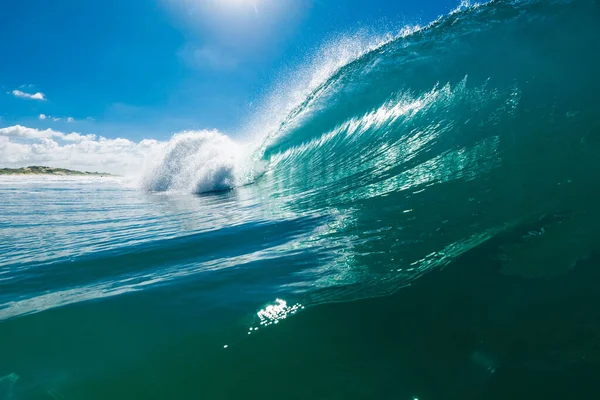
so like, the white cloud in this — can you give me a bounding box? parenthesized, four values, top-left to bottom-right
(12, 90, 46, 101)
(38, 114, 77, 123)
(0, 125, 164, 174)
(0, 125, 64, 140)
(62, 132, 97, 142)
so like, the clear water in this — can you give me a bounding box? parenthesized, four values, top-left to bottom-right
(2, 0, 600, 398)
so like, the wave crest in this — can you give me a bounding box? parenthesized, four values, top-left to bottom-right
(142, 130, 242, 194)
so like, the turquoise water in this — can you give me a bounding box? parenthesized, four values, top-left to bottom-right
(2, 0, 600, 398)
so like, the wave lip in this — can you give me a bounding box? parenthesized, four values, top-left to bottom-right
(141, 130, 243, 194)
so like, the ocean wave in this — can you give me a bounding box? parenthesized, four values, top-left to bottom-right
(141, 130, 249, 194)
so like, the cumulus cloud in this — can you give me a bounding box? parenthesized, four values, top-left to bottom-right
(0, 125, 164, 175)
(39, 114, 47, 120)
(12, 90, 46, 101)
(0, 125, 64, 140)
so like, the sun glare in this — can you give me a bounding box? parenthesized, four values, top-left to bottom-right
(219, 0, 259, 9)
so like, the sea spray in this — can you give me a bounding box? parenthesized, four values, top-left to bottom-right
(141, 130, 245, 194)
(2, 0, 600, 398)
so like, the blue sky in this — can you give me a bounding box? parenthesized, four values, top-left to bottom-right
(0, 0, 458, 142)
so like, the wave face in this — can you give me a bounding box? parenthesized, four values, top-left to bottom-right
(263, 0, 600, 179)
(211, 0, 600, 301)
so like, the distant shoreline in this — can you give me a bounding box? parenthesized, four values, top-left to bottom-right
(0, 166, 114, 177)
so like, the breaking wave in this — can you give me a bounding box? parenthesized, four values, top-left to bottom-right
(141, 130, 246, 194)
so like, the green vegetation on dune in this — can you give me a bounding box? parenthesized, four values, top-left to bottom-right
(0, 166, 113, 176)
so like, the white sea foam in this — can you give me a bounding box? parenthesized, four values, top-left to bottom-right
(140, 130, 251, 194)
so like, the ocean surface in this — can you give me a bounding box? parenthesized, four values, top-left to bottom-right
(2, 0, 600, 398)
